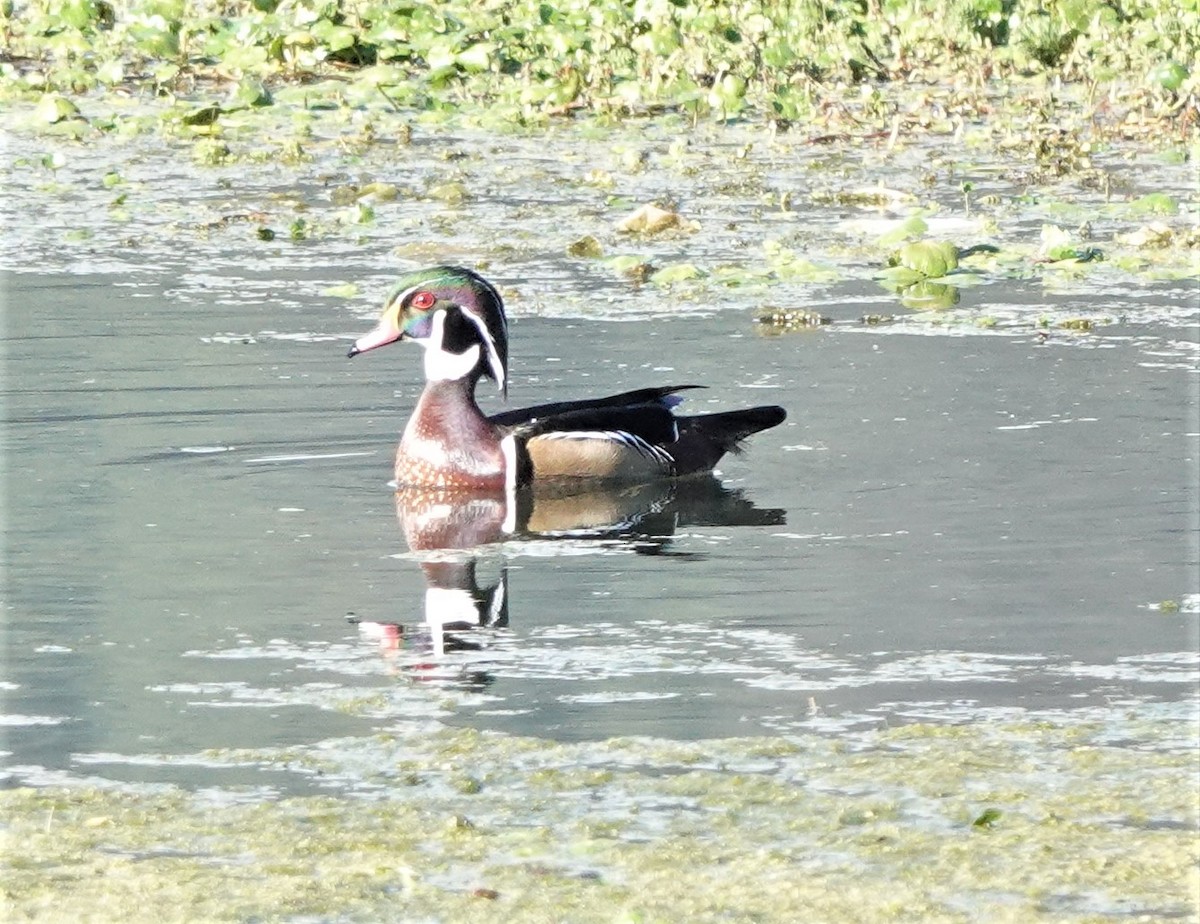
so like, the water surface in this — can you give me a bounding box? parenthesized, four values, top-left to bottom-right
(4, 263, 1196, 790)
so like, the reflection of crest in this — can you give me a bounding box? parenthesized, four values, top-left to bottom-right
(351, 479, 785, 685)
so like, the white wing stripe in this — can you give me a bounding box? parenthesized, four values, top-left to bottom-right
(539, 430, 675, 465)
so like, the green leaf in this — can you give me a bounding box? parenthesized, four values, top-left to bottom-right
(878, 266, 927, 288)
(707, 73, 746, 113)
(35, 94, 82, 125)
(232, 78, 273, 108)
(59, 0, 100, 29)
(605, 255, 648, 272)
(153, 62, 181, 85)
(311, 21, 357, 53)
(426, 41, 458, 72)
(1148, 61, 1188, 92)
(605, 255, 654, 282)
(1046, 247, 1104, 267)
(650, 263, 703, 285)
(895, 241, 959, 279)
(972, 808, 1002, 828)
(359, 182, 399, 201)
(1124, 193, 1178, 217)
(712, 264, 774, 286)
(191, 138, 230, 165)
(456, 42, 495, 73)
(96, 60, 124, 85)
(427, 181, 468, 204)
(1039, 224, 1074, 260)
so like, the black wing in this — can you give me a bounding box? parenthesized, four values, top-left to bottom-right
(488, 385, 703, 431)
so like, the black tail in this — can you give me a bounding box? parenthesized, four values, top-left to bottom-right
(673, 405, 786, 475)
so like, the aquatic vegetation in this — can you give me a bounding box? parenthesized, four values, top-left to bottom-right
(971, 807, 1003, 828)
(755, 305, 832, 332)
(887, 240, 962, 281)
(1, 0, 1196, 139)
(616, 202, 689, 235)
(1, 0, 1195, 334)
(1, 712, 1196, 922)
(566, 234, 603, 258)
(649, 261, 703, 285)
(3, 10, 1196, 915)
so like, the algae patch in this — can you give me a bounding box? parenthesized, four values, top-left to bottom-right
(3, 710, 1197, 923)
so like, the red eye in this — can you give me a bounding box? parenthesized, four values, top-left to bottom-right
(410, 291, 436, 310)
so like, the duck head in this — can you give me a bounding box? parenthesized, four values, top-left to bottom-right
(348, 265, 509, 396)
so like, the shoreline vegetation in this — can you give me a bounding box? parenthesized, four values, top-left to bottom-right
(2, 0, 1196, 141)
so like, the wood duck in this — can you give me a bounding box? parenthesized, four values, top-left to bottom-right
(348, 265, 786, 491)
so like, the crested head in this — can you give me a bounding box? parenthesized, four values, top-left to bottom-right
(348, 265, 509, 396)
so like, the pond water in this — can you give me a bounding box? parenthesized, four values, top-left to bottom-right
(1, 111, 1198, 918)
(4, 266, 1196, 790)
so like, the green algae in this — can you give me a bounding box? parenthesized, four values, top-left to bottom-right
(2, 712, 1196, 923)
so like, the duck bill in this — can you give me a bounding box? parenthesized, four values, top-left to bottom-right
(347, 304, 403, 358)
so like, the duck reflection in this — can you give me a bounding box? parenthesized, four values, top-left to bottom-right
(350, 478, 784, 684)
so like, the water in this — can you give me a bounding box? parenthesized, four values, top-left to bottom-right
(2, 109, 1198, 796)
(3, 257, 1196, 791)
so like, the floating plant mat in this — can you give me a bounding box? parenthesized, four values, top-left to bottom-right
(3, 76, 1197, 337)
(3, 703, 1197, 923)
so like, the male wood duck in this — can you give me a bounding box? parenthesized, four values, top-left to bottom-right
(348, 265, 786, 491)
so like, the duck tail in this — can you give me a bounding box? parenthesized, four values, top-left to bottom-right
(674, 405, 786, 474)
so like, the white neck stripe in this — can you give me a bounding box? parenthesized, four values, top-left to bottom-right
(500, 433, 518, 534)
(460, 304, 506, 393)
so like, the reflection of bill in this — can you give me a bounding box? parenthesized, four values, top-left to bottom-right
(350, 479, 785, 684)
(350, 562, 506, 657)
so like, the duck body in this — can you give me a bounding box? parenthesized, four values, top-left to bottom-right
(396, 378, 507, 490)
(349, 266, 786, 491)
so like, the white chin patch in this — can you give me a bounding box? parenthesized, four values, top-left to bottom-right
(424, 342, 481, 381)
(420, 310, 482, 382)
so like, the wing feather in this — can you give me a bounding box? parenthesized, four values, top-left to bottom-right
(488, 385, 703, 429)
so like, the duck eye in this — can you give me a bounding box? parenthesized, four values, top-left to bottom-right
(410, 291, 437, 310)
